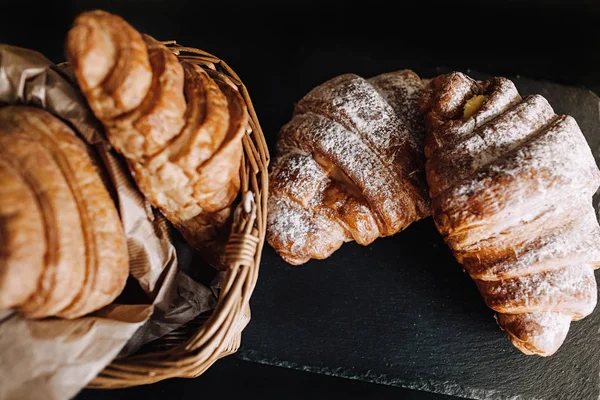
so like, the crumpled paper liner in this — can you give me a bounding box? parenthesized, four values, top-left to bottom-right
(0, 306, 151, 400)
(0, 45, 221, 399)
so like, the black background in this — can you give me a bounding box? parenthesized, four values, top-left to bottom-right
(1, 1, 599, 399)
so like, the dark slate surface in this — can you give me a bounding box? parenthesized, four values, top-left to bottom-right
(237, 71, 600, 400)
(77, 356, 454, 400)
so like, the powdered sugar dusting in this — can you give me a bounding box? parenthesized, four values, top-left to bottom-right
(368, 70, 425, 146)
(270, 150, 328, 207)
(445, 74, 477, 115)
(471, 96, 555, 169)
(267, 71, 429, 264)
(267, 150, 349, 264)
(296, 74, 419, 162)
(520, 311, 571, 328)
(487, 206, 600, 279)
(497, 311, 571, 356)
(429, 95, 556, 195)
(281, 112, 413, 233)
(441, 115, 600, 230)
(426, 75, 520, 155)
(267, 196, 313, 247)
(267, 194, 349, 265)
(424, 72, 600, 354)
(480, 265, 596, 316)
(472, 77, 521, 128)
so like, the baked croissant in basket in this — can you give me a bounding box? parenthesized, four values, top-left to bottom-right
(268, 71, 431, 265)
(66, 10, 248, 267)
(0, 106, 129, 319)
(420, 72, 600, 356)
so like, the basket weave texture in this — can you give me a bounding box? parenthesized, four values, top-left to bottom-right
(88, 42, 269, 388)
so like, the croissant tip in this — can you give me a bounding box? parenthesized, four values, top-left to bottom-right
(503, 330, 556, 357)
(496, 312, 571, 357)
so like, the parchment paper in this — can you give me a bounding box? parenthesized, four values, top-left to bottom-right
(0, 45, 220, 399)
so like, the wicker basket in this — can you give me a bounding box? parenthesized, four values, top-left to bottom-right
(88, 42, 269, 388)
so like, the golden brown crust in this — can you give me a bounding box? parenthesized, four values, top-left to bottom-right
(0, 157, 46, 309)
(418, 72, 480, 137)
(111, 34, 186, 160)
(475, 266, 597, 317)
(293, 73, 426, 234)
(0, 112, 86, 318)
(174, 73, 247, 268)
(268, 70, 430, 265)
(134, 63, 232, 223)
(0, 106, 129, 319)
(193, 74, 246, 212)
(13, 108, 129, 318)
(65, 10, 152, 121)
(421, 72, 600, 356)
(496, 312, 571, 357)
(66, 11, 247, 268)
(71, 22, 186, 161)
(167, 65, 230, 176)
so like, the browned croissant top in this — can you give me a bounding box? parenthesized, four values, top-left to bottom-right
(268, 70, 430, 265)
(66, 11, 248, 267)
(420, 72, 600, 356)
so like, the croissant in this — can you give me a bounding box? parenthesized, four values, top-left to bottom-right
(267, 71, 430, 265)
(420, 72, 600, 356)
(65, 11, 248, 267)
(0, 106, 129, 319)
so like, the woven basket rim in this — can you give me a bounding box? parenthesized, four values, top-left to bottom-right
(88, 41, 269, 388)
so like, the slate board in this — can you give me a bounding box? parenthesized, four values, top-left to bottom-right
(236, 71, 600, 400)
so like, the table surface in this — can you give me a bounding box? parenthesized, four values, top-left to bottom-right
(77, 357, 453, 400)
(2, 1, 599, 399)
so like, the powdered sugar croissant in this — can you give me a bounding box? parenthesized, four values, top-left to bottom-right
(65, 10, 247, 267)
(420, 72, 600, 356)
(268, 71, 430, 265)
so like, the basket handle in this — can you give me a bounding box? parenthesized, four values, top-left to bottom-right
(225, 192, 259, 267)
